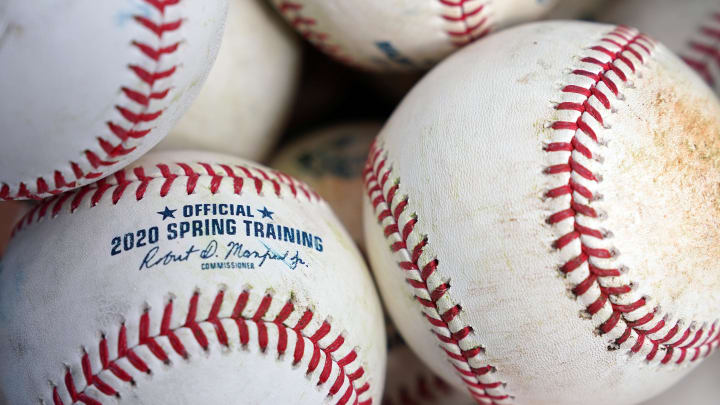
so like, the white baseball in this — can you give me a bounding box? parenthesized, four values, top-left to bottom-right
(271, 122, 381, 251)
(597, 0, 720, 94)
(363, 21, 720, 405)
(0, 150, 386, 404)
(155, 0, 301, 161)
(269, 0, 558, 71)
(0, 0, 227, 200)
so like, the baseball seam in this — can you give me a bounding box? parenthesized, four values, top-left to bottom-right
(13, 161, 321, 236)
(0, 0, 183, 201)
(50, 290, 371, 405)
(438, 0, 492, 46)
(364, 143, 510, 405)
(545, 25, 720, 365)
(681, 11, 720, 88)
(274, 1, 355, 66)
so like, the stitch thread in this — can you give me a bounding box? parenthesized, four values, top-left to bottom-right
(438, 0, 492, 46)
(0, 0, 183, 201)
(545, 26, 720, 365)
(681, 12, 720, 87)
(50, 290, 371, 405)
(12, 161, 321, 236)
(364, 143, 509, 405)
(275, 1, 354, 66)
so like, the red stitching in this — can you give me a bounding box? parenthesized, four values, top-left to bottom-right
(275, 1, 355, 66)
(364, 143, 508, 405)
(681, 12, 720, 87)
(50, 290, 371, 405)
(0, 0, 182, 201)
(12, 161, 321, 237)
(546, 26, 720, 365)
(438, 0, 491, 47)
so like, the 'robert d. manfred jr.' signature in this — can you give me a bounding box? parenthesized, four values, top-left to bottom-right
(139, 239, 307, 271)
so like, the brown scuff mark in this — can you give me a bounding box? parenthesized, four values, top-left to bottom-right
(650, 85, 720, 214)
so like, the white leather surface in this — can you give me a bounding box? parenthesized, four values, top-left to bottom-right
(364, 21, 720, 404)
(157, 0, 301, 161)
(0, 0, 227, 199)
(270, 0, 558, 71)
(0, 151, 386, 404)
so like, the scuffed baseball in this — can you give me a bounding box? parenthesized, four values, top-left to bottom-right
(271, 122, 380, 251)
(156, 0, 301, 161)
(363, 21, 720, 405)
(0, 150, 386, 404)
(0, 0, 228, 200)
(270, 0, 558, 71)
(597, 0, 720, 94)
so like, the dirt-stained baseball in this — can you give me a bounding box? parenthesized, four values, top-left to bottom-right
(0, 150, 386, 404)
(364, 21, 720, 405)
(269, 0, 558, 71)
(156, 0, 301, 161)
(271, 122, 380, 251)
(0, 0, 227, 200)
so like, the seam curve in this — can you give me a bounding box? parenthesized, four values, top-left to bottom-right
(1, 0, 183, 201)
(275, 1, 354, 66)
(438, 0, 492, 47)
(50, 290, 371, 405)
(364, 142, 510, 405)
(545, 25, 720, 365)
(12, 161, 321, 237)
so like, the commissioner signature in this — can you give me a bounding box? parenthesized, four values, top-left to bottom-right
(139, 239, 308, 271)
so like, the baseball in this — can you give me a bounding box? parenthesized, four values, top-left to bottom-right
(271, 122, 380, 251)
(269, 0, 558, 71)
(0, 150, 386, 404)
(597, 0, 720, 94)
(155, 0, 301, 161)
(363, 21, 720, 405)
(0, 0, 227, 200)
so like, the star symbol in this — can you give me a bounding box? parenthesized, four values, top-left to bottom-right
(258, 206, 274, 220)
(157, 206, 177, 220)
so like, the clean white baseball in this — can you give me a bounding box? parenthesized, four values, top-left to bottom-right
(271, 122, 380, 251)
(155, 0, 301, 161)
(363, 21, 720, 405)
(597, 0, 720, 94)
(0, 0, 227, 200)
(269, 0, 558, 71)
(0, 150, 386, 404)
